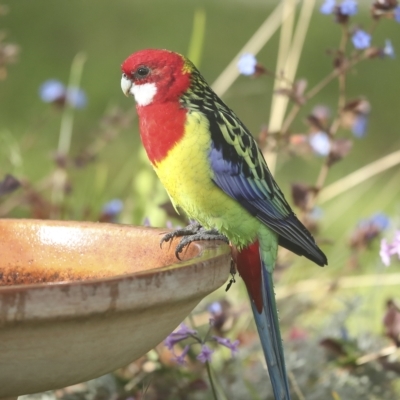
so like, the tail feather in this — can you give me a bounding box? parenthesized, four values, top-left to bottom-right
(237, 242, 291, 400)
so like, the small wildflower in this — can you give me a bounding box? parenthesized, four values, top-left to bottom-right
(237, 53, 257, 76)
(208, 301, 222, 315)
(143, 217, 151, 227)
(291, 182, 312, 211)
(99, 199, 123, 223)
(380, 238, 392, 266)
(352, 114, 368, 138)
(196, 344, 214, 363)
(383, 39, 395, 58)
(39, 80, 87, 108)
(164, 324, 197, 350)
(320, 0, 336, 14)
(309, 131, 331, 156)
(0, 174, 20, 197)
(382, 231, 400, 265)
(66, 87, 87, 109)
(350, 212, 389, 250)
(395, 6, 400, 22)
(102, 199, 123, 216)
(393, 232, 400, 257)
(352, 30, 372, 50)
(340, 0, 357, 15)
(171, 345, 190, 365)
(39, 80, 66, 103)
(213, 336, 240, 356)
(328, 138, 352, 166)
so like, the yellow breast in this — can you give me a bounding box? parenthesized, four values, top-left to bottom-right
(153, 111, 259, 247)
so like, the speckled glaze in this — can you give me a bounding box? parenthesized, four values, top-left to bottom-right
(0, 219, 231, 397)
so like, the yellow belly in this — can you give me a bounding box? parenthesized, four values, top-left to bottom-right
(153, 111, 259, 247)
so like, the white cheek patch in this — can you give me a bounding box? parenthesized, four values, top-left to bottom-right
(130, 83, 157, 106)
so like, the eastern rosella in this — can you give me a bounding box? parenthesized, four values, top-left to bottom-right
(121, 49, 327, 400)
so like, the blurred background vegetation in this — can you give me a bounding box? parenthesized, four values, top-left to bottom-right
(1, 0, 400, 399)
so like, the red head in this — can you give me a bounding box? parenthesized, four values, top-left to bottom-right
(121, 49, 192, 107)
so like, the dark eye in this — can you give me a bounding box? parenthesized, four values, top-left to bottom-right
(134, 66, 150, 79)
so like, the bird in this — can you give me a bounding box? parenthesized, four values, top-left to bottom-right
(121, 49, 327, 400)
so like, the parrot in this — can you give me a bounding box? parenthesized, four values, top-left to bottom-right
(121, 49, 327, 400)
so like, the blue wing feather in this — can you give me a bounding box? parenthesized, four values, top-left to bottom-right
(209, 135, 327, 266)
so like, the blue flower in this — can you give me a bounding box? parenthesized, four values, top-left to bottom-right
(39, 80, 66, 103)
(309, 131, 331, 156)
(66, 87, 87, 109)
(39, 80, 87, 108)
(196, 344, 214, 363)
(340, 0, 357, 16)
(370, 212, 390, 231)
(352, 114, 368, 138)
(320, 0, 336, 14)
(208, 301, 222, 315)
(237, 53, 257, 76)
(383, 39, 395, 58)
(102, 199, 123, 216)
(352, 30, 371, 50)
(394, 6, 400, 23)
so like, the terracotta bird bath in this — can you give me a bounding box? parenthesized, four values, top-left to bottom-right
(0, 219, 231, 398)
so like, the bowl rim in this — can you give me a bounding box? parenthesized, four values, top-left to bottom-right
(0, 218, 231, 290)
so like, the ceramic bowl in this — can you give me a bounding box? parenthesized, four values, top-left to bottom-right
(0, 219, 231, 397)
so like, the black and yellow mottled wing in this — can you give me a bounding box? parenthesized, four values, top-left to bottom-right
(181, 68, 327, 266)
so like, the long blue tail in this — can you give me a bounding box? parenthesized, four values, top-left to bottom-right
(236, 242, 291, 400)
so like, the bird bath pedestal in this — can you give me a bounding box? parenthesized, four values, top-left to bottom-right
(0, 219, 231, 398)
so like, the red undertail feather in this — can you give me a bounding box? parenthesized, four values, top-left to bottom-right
(236, 241, 263, 313)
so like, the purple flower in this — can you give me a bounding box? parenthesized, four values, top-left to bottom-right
(213, 336, 239, 356)
(380, 231, 400, 266)
(39, 80, 66, 103)
(383, 39, 395, 58)
(340, 0, 357, 16)
(102, 199, 123, 216)
(320, 0, 336, 14)
(171, 345, 190, 365)
(309, 131, 331, 156)
(143, 217, 151, 227)
(66, 87, 87, 109)
(380, 239, 391, 266)
(395, 6, 400, 23)
(237, 53, 257, 76)
(164, 324, 197, 350)
(352, 114, 368, 138)
(352, 30, 371, 50)
(392, 232, 400, 257)
(196, 344, 214, 363)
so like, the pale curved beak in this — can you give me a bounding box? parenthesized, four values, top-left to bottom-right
(121, 75, 132, 97)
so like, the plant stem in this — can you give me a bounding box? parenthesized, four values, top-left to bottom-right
(187, 7, 206, 68)
(57, 52, 86, 156)
(205, 361, 219, 400)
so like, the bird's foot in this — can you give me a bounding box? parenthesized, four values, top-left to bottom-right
(225, 259, 237, 292)
(160, 221, 229, 260)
